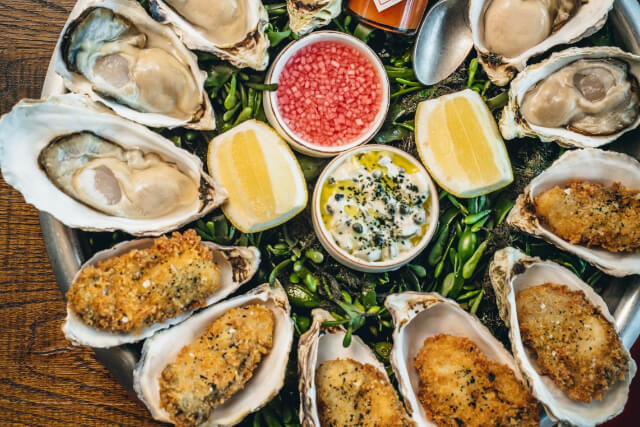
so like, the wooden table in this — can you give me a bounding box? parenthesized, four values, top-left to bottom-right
(0, 1, 638, 426)
(0, 1, 161, 424)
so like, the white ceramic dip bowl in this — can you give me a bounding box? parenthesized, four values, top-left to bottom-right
(312, 144, 439, 272)
(264, 31, 390, 158)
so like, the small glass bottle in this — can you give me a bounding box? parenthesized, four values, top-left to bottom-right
(347, 0, 430, 35)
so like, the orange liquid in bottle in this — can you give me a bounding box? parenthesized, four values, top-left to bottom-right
(347, 0, 429, 34)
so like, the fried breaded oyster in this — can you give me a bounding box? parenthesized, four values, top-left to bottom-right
(517, 283, 629, 402)
(67, 229, 220, 333)
(489, 247, 636, 425)
(534, 180, 640, 253)
(134, 283, 292, 426)
(508, 149, 640, 277)
(160, 304, 275, 427)
(414, 334, 540, 427)
(315, 358, 414, 427)
(298, 308, 415, 427)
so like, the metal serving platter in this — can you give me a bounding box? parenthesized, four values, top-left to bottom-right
(39, 0, 640, 418)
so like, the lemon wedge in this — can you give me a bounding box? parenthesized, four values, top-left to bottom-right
(208, 120, 308, 233)
(415, 89, 513, 198)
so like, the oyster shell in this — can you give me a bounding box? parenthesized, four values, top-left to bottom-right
(0, 94, 225, 235)
(469, 0, 614, 85)
(149, 0, 270, 70)
(134, 282, 293, 426)
(63, 236, 260, 348)
(287, 0, 342, 36)
(501, 47, 640, 148)
(385, 292, 534, 426)
(489, 247, 636, 426)
(55, 0, 214, 129)
(507, 148, 640, 277)
(298, 309, 412, 426)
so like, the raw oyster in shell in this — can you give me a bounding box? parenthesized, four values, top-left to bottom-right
(489, 247, 636, 427)
(298, 309, 414, 426)
(134, 282, 293, 426)
(56, 0, 214, 129)
(501, 47, 640, 148)
(507, 148, 640, 277)
(150, 0, 270, 70)
(385, 292, 539, 426)
(287, 0, 342, 36)
(0, 94, 225, 236)
(469, 0, 614, 85)
(40, 133, 199, 220)
(62, 231, 260, 348)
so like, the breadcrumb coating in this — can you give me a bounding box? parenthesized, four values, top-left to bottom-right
(517, 283, 629, 402)
(67, 229, 221, 333)
(315, 358, 414, 427)
(160, 304, 274, 427)
(534, 180, 640, 253)
(414, 334, 539, 427)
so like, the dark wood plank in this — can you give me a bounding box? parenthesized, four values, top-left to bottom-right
(0, 1, 160, 425)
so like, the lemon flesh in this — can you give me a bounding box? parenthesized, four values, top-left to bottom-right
(208, 120, 308, 233)
(415, 89, 513, 198)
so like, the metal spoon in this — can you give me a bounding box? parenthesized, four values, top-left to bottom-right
(413, 0, 474, 85)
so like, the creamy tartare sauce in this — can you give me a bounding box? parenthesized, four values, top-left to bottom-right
(320, 150, 431, 262)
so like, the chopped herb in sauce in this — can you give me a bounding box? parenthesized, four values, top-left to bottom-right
(320, 150, 431, 262)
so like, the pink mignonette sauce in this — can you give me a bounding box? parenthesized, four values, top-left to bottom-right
(276, 40, 384, 147)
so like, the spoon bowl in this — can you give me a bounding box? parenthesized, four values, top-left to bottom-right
(413, 0, 474, 85)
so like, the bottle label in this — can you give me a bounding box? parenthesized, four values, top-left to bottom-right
(373, 0, 404, 12)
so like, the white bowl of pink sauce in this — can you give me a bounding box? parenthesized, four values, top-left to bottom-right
(264, 31, 390, 158)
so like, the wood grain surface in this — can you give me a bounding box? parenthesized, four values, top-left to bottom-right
(0, 0, 161, 425)
(0, 1, 637, 426)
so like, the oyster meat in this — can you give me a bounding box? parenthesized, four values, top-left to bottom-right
(501, 47, 640, 148)
(287, 0, 342, 36)
(150, 0, 270, 70)
(489, 247, 636, 426)
(0, 94, 225, 235)
(385, 292, 539, 426)
(469, 0, 614, 85)
(507, 148, 640, 276)
(40, 133, 199, 220)
(134, 282, 293, 426)
(56, 0, 214, 129)
(63, 230, 260, 348)
(298, 309, 414, 427)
